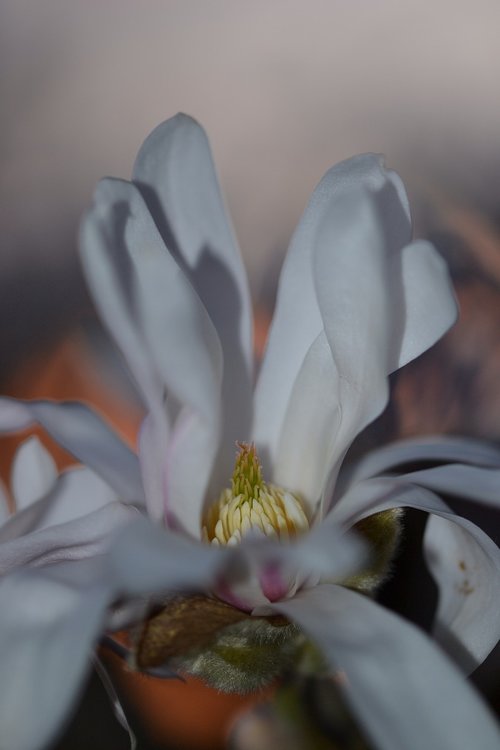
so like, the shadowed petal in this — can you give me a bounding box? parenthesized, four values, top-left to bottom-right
(0, 564, 109, 750)
(329, 478, 500, 670)
(0, 502, 136, 575)
(133, 115, 253, 488)
(11, 437, 57, 511)
(82, 177, 223, 526)
(271, 584, 500, 750)
(347, 436, 500, 485)
(0, 398, 144, 505)
(398, 464, 500, 509)
(252, 154, 410, 475)
(0, 466, 120, 543)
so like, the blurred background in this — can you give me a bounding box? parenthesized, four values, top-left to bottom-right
(1, 1, 500, 748)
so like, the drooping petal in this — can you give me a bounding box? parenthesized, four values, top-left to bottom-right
(82, 177, 223, 527)
(0, 502, 136, 576)
(0, 563, 109, 750)
(424, 513, 500, 673)
(252, 154, 410, 475)
(270, 584, 500, 750)
(329, 478, 500, 670)
(347, 436, 500, 486)
(397, 464, 500, 509)
(105, 515, 240, 597)
(0, 466, 120, 543)
(11, 437, 57, 511)
(0, 397, 144, 505)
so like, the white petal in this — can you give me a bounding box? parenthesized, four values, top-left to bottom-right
(11, 437, 57, 511)
(163, 407, 219, 537)
(272, 331, 341, 514)
(312, 195, 456, 508)
(253, 154, 410, 474)
(83, 177, 222, 423)
(395, 240, 457, 369)
(0, 466, 119, 543)
(271, 585, 500, 750)
(0, 502, 135, 575)
(82, 177, 224, 524)
(329, 477, 500, 670)
(0, 564, 109, 750)
(132, 113, 254, 406)
(0, 398, 144, 505)
(105, 515, 239, 597)
(398, 464, 500, 509)
(348, 436, 500, 485)
(424, 513, 500, 673)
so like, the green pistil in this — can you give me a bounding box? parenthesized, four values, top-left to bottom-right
(231, 443, 265, 505)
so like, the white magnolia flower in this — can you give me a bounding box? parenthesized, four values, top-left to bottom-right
(1, 114, 500, 750)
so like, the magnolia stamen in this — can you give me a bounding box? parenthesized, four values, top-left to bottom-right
(202, 443, 309, 545)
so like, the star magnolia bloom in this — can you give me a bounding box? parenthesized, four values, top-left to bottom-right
(1, 115, 500, 750)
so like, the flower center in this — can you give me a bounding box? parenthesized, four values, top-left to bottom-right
(202, 443, 309, 545)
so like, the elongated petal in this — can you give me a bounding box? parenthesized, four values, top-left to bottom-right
(11, 437, 57, 511)
(0, 398, 144, 505)
(312, 197, 456, 511)
(0, 518, 239, 750)
(0, 466, 119, 543)
(253, 154, 410, 474)
(82, 177, 223, 524)
(347, 436, 500, 485)
(0, 564, 109, 750)
(273, 332, 341, 514)
(0, 502, 136, 575)
(83, 177, 222, 422)
(398, 464, 500, 509)
(424, 513, 500, 673)
(271, 585, 500, 750)
(329, 478, 500, 670)
(132, 115, 254, 446)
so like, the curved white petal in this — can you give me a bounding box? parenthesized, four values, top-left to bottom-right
(0, 565, 109, 750)
(252, 154, 410, 474)
(424, 513, 500, 673)
(11, 437, 57, 511)
(0, 466, 119, 543)
(348, 436, 500, 486)
(312, 197, 456, 512)
(395, 240, 457, 369)
(329, 478, 500, 670)
(270, 585, 500, 750)
(398, 464, 500, 509)
(0, 398, 144, 505)
(0, 503, 136, 576)
(83, 177, 222, 423)
(133, 114, 253, 482)
(82, 177, 223, 524)
(272, 332, 341, 515)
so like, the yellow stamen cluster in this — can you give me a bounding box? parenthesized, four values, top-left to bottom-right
(202, 443, 309, 546)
